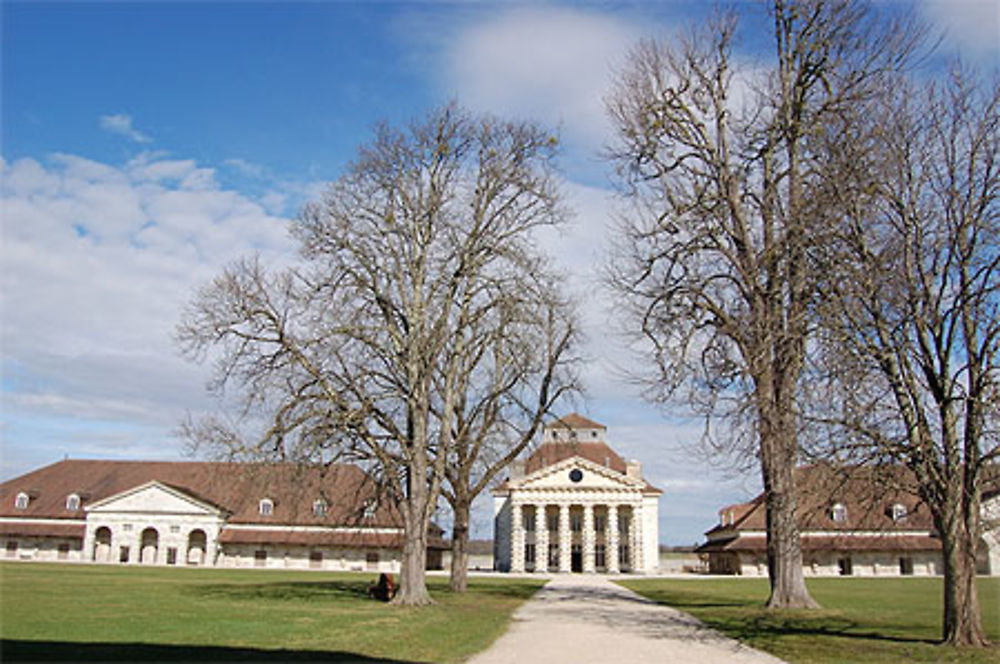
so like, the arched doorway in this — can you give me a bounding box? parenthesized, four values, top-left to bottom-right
(187, 529, 207, 565)
(140, 527, 159, 564)
(93, 527, 112, 562)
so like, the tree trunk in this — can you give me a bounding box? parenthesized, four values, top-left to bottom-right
(939, 500, 988, 646)
(394, 441, 434, 606)
(759, 396, 818, 609)
(449, 499, 471, 592)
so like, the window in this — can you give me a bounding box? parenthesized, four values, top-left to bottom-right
(119, 546, 130, 563)
(6, 541, 18, 558)
(524, 511, 535, 531)
(891, 503, 908, 522)
(65, 494, 80, 511)
(831, 503, 848, 523)
(594, 515, 606, 533)
(254, 550, 267, 567)
(123, 523, 133, 532)
(525, 543, 536, 565)
(899, 557, 913, 575)
(57, 543, 70, 560)
(548, 543, 559, 568)
(312, 499, 327, 517)
(838, 557, 853, 576)
(365, 551, 379, 570)
(547, 513, 559, 532)
(363, 500, 377, 519)
(595, 543, 606, 568)
(170, 525, 180, 534)
(259, 498, 274, 516)
(570, 513, 582, 532)
(14, 492, 29, 510)
(166, 547, 178, 565)
(310, 551, 323, 569)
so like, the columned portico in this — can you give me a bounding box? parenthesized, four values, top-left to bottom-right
(492, 414, 662, 575)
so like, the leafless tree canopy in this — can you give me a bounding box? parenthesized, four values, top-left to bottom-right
(178, 104, 577, 605)
(605, 0, 920, 609)
(813, 66, 1000, 645)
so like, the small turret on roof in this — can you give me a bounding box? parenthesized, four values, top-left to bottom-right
(544, 412, 606, 443)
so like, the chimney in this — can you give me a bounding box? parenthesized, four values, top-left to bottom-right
(509, 460, 525, 480)
(625, 460, 642, 480)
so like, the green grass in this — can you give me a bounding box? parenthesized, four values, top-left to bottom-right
(621, 576, 1000, 663)
(0, 562, 544, 662)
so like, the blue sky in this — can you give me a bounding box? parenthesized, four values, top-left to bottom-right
(2, 0, 997, 545)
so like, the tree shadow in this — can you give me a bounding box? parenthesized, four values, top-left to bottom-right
(192, 580, 371, 603)
(0, 640, 420, 662)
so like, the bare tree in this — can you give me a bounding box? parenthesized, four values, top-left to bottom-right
(178, 105, 569, 605)
(439, 270, 580, 592)
(605, 0, 919, 608)
(814, 66, 1000, 646)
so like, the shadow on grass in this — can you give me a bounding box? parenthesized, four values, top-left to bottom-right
(0, 639, 420, 662)
(192, 580, 372, 602)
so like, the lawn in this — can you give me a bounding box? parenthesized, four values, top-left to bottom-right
(0, 562, 544, 662)
(621, 576, 1000, 664)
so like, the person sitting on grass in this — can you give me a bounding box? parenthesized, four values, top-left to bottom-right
(367, 572, 396, 601)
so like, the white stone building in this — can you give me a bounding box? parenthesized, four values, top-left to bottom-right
(492, 414, 661, 574)
(1, 459, 446, 571)
(697, 463, 1000, 577)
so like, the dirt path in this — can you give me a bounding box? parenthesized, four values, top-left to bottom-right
(467, 575, 785, 664)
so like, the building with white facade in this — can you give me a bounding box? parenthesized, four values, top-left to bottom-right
(0, 459, 446, 571)
(492, 414, 661, 574)
(697, 464, 1000, 577)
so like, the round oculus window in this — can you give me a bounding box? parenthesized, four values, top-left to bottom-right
(569, 469, 583, 483)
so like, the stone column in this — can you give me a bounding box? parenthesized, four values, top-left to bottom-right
(558, 504, 571, 572)
(511, 503, 525, 573)
(583, 504, 595, 573)
(631, 503, 643, 573)
(535, 504, 549, 573)
(608, 504, 620, 573)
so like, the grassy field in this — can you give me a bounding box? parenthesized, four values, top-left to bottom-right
(621, 576, 1000, 663)
(0, 562, 544, 662)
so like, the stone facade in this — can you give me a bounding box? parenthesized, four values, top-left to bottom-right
(698, 464, 1000, 577)
(492, 414, 661, 574)
(0, 460, 445, 571)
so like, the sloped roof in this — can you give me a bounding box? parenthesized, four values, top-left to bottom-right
(705, 464, 938, 536)
(696, 533, 942, 554)
(546, 413, 606, 430)
(0, 460, 400, 528)
(525, 441, 626, 475)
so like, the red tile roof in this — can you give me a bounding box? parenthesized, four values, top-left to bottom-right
(697, 534, 942, 553)
(706, 464, 938, 535)
(0, 521, 86, 538)
(546, 413, 606, 430)
(525, 441, 626, 475)
(0, 460, 400, 528)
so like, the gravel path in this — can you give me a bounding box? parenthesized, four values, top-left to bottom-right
(467, 575, 785, 664)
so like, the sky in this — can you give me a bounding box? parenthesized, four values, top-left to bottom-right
(2, 0, 998, 546)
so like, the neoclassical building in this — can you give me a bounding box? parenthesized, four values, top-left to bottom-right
(493, 414, 661, 574)
(697, 464, 1000, 577)
(0, 459, 446, 571)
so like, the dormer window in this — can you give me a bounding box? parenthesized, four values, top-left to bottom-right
(831, 503, 848, 523)
(891, 503, 908, 522)
(14, 492, 29, 510)
(363, 500, 377, 519)
(259, 498, 274, 516)
(66, 493, 81, 511)
(312, 499, 327, 517)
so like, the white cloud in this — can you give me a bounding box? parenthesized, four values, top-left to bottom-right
(919, 0, 999, 59)
(1, 152, 296, 469)
(434, 6, 644, 162)
(99, 113, 153, 143)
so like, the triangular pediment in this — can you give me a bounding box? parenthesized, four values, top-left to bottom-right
(85, 481, 224, 516)
(512, 456, 644, 492)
